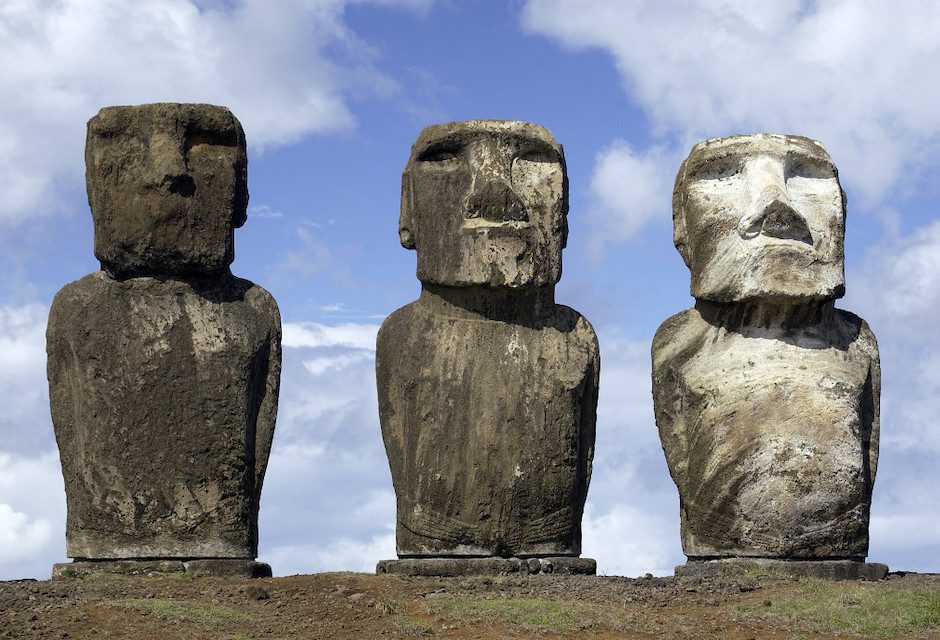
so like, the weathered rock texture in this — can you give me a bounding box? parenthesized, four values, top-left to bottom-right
(47, 103, 280, 563)
(653, 134, 880, 562)
(377, 121, 598, 565)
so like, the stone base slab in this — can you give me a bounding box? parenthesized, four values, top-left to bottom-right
(53, 559, 272, 580)
(376, 557, 596, 577)
(676, 558, 889, 581)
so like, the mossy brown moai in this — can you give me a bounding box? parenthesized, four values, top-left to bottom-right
(653, 134, 886, 580)
(46, 104, 280, 578)
(375, 121, 599, 577)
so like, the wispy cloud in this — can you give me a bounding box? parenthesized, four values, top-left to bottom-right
(523, 0, 940, 241)
(249, 204, 284, 219)
(283, 321, 379, 351)
(0, 0, 432, 223)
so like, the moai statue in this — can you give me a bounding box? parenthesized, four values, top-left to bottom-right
(653, 134, 886, 579)
(47, 103, 281, 578)
(375, 121, 599, 576)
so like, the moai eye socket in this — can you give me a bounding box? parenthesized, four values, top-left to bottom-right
(417, 142, 462, 163)
(516, 148, 559, 164)
(185, 127, 239, 155)
(786, 154, 836, 180)
(512, 148, 563, 191)
(690, 156, 743, 181)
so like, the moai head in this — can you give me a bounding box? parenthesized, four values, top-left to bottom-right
(86, 103, 248, 278)
(400, 120, 568, 288)
(673, 134, 846, 303)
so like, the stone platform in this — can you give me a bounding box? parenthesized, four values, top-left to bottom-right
(376, 557, 596, 577)
(676, 558, 888, 581)
(52, 559, 272, 580)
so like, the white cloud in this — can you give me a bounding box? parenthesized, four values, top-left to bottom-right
(523, 0, 940, 238)
(249, 204, 284, 219)
(0, 504, 53, 565)
(264, 490, 396, 575)
(583, 503, 675, 577)
(303, 351, 374, 376)
(260, 320, 392, 575)
(0, 0, 430, 222)
(283, 321, 379, 350)
(582, 331, 684, 576)
(588, 142, 676, 246)
(0, 304, 48, 430)
(0, 451, 66, 579)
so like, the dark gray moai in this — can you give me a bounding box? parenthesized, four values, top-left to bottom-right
(376, 121, 599, 576)
(47, 104, 280, 577)
(653, 134, 885, 579)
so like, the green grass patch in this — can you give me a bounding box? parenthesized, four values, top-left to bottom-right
(737, 578, 940, 639)
(120, 598, 252, 627)
(426, 596, 628, 633)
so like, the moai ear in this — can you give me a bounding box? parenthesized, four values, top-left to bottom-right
(399, 171, 416, 250)
(672, 159, 692, 268)
(560, 147, 569, 250)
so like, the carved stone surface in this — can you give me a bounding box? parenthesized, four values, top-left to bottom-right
(47, 104, 280, 564)
(653, 134, 881, 563)
(377, 121, 598, 566)
(86, 103, 248, 279)
(52, 559, 272, 580)
(376, 556, 596, 577)
(675, 559, 888, 581)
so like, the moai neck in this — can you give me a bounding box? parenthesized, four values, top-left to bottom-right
(420, 283, 555, 323)
(694, 298, 836, 331)
(103, 264, 235, 285)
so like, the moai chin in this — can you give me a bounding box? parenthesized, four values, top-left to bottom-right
(653, 134, 886, 579)
(46, 103, 281, 578)
(376, 121, 599, 576)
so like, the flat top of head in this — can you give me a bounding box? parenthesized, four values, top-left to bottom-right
(88, 103, 242, 141)
(680, 133, 835, 180)
(409, 120, 563, 163)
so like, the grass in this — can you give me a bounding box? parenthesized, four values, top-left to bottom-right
(736, 578, 940, 638)
(120, 598, 252, 627)
(425, 596, 630, 633)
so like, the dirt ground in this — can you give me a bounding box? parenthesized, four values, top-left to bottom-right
(1, 569, 938, 639)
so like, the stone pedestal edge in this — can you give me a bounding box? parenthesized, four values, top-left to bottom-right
(52, 559, 272, 580)
(376, 557, 596, 577)
(675, 558, 889, 581)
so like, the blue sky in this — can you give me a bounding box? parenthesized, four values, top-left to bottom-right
(1, 0, 939, 579)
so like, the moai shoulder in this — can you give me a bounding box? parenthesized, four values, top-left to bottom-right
(47, 104, 280, 575)
(376, 121, 598, 576)
(652, 134, 883, 578)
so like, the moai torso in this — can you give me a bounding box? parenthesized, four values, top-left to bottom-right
(653, 135, 880, 559)
(377, 121, 599, 557)
(47, 104, 281, 560)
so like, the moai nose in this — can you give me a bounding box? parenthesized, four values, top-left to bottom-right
(738, 157, 811, 242)
(465, 174, 527, 222)
(149, 134, 196, 197)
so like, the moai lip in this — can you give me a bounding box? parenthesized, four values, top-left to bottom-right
(653, 134, 884, 576)
(377, 121, 598, 575)
(47, 103, 281, 576)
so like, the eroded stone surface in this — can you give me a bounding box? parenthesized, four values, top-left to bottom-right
(47, 103, 280, 562)
(675, 559, 888, 581)
(376, 557, 596, 577)
(86, 103, 248, 278)
(51, 559, 272, 579)
(378, 121, 598, 563)
(654, 134, 880, 561)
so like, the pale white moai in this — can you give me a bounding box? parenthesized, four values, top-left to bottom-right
(375, 121, 599, 576)
(653, 134, 883, 577)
